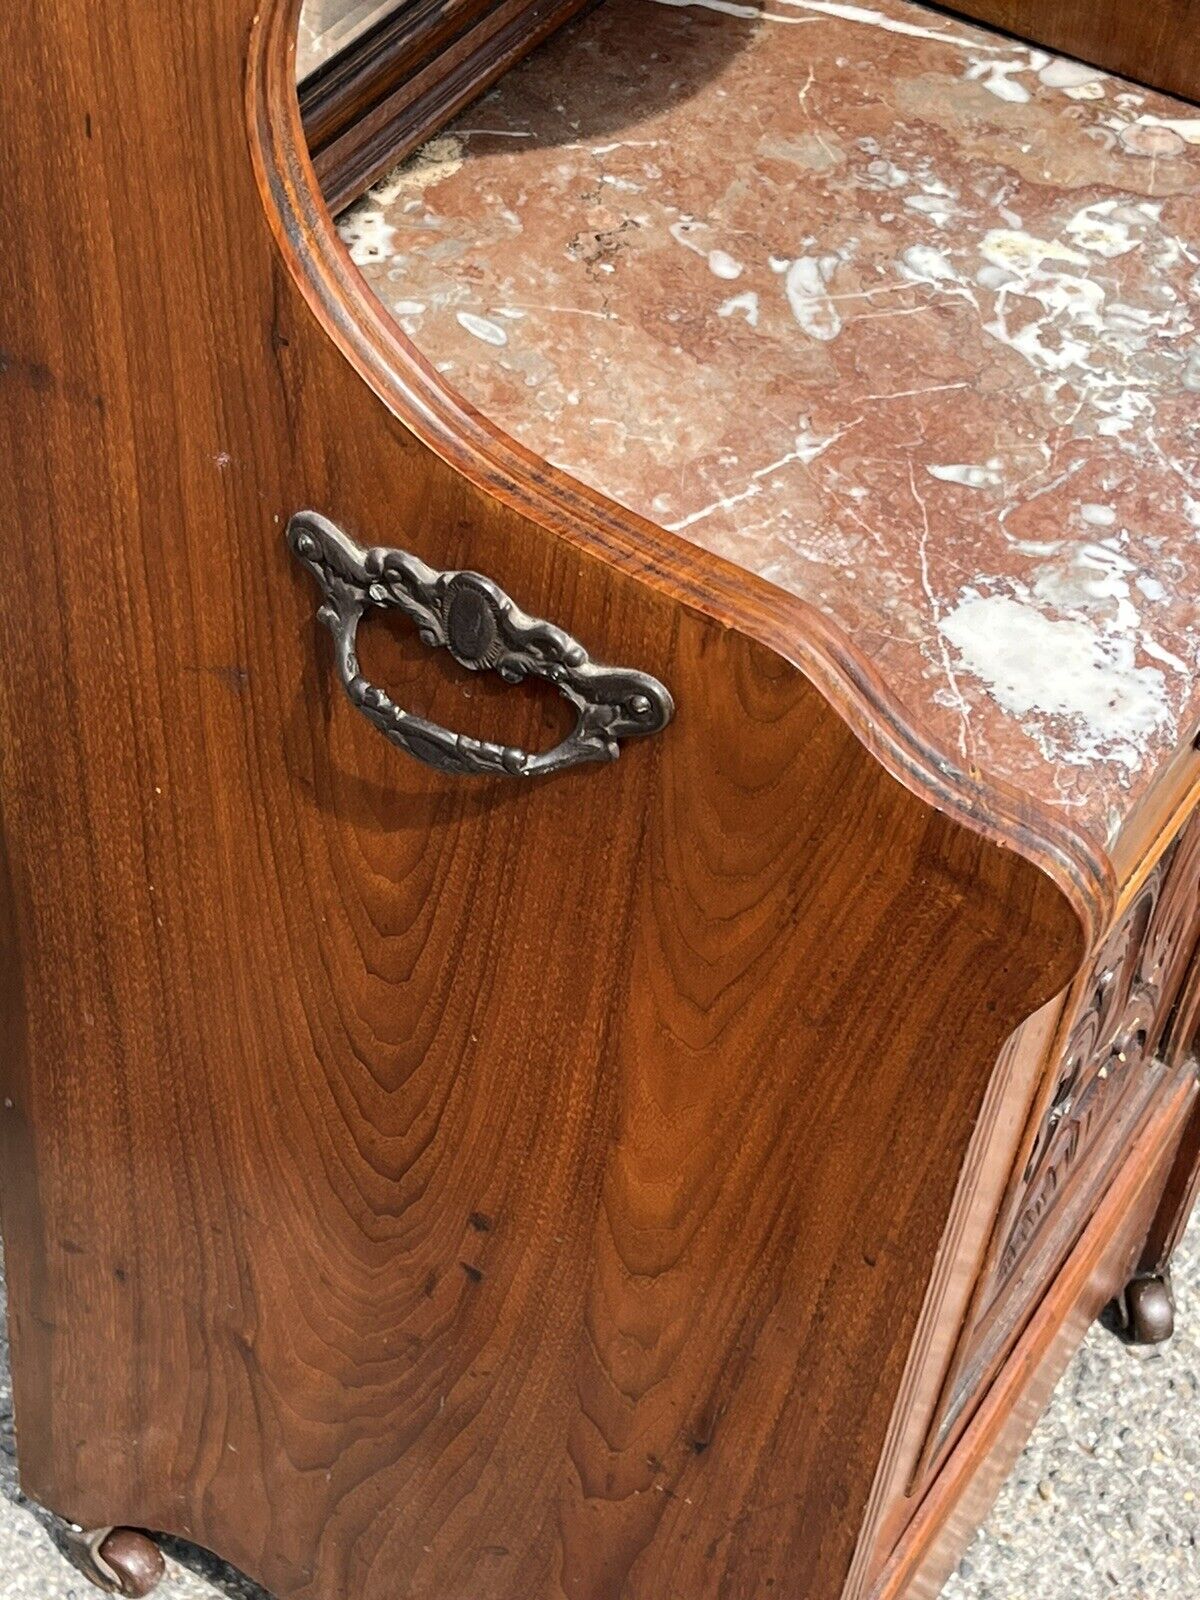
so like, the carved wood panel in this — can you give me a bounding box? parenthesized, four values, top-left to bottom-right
(995, 879, 1162, 1287)
(998, 817, 1200, 1289)
(933, 809, 1200, 1452)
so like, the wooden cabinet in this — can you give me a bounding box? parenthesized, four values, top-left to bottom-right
(0, 3, 1198, 1600)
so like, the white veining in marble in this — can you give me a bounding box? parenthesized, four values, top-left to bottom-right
(772, 0, 1003, 48)
(940, 595, 1172, 770)
(342, 0, 1200, 850)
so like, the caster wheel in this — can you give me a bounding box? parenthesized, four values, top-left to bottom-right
(65, 1526, 166, 1597)
(1121, 1273, 1175, 1345)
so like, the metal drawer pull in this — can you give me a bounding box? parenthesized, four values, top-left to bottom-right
(287, 511, 674, 778)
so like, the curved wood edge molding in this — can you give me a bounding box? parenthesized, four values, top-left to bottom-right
(247, 0, 1117, 948)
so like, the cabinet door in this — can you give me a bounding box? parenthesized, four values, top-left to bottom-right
(940, 1, 1200, 102)
(930, 809, 1200, 1459)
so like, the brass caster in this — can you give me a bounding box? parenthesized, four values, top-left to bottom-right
(1118, 1272, 1175, 1346)
(64, 1526, 166, 1597)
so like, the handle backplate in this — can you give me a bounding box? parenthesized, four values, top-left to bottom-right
(287, 511, 674, 778)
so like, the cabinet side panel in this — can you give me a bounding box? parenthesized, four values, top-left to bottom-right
(0, 5, 1083, 1599)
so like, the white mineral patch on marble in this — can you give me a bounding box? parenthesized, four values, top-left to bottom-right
(1120, 123, 1188, 158)
(1134, 114, 1200, 145)
(904, 194, 957, 227)
(391, 300, 426, 316)
(784, 256, 842, 340)
(371, 136, 465, 201)
(775, 0, 1000, 49)
(1009, 538, 1066, 557)
(898, 244, 960, 286)
(866, 159, 910, 189)
(1080, 504, 1118, 527)
(970, 222, 1174, 389)
(1094, 386, 1153, 433)
(670, 219, 744, 278)
(928, 463, 1002, 488)
(648, 0, 819, 24)
(1065, 201, 1141, 259)
(456, 312, 508, 346)
(588, 140, 662, 155)
(991, 316, 1090, 373)
(1038, 57, 1106, 89)
(1022, 270, 1105, 323)
(718, 291, 760, 325)
(940, 595, 1170, 767)
(1031, 541, 1140, 631)
(708, 250, 744, 280)
(1105, 303, 1167, 334)
(1142, 635, 1191, 675)
(967, 57, 1033, 103)
(976, 263, 1017, 291)
(339, 210, 397, 265)
(979, 230, 1089, 275)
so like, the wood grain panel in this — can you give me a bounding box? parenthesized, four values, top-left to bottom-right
(0, 4, 1096, 1600)
(939, 1, 1200, 104)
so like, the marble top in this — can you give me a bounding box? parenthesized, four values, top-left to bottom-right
(340, 0, 1200, 856)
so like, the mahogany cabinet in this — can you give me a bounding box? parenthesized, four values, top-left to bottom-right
(0, 2, 1198, 1599)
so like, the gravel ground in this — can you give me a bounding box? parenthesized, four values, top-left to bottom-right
(1, 1214, 1196, 1599)
(942, 1210, 1200, 1600)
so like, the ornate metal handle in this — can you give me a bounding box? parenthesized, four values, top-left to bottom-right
(287, 511, 674, 778)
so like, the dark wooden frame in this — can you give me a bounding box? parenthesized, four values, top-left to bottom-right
(299, 0, 595, 211)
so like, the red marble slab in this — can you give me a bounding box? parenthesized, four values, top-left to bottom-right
(339, 0, 1200, 857)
